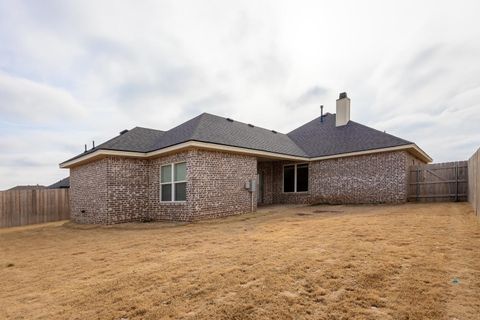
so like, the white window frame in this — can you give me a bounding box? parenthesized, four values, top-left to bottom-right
(160, 161, 187, 202)
(282, 163, 309, 193)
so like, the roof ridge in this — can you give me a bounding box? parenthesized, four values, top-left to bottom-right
(94, 127, 137, 149)
(190, 112, 211, 139)
(61, 110, 427, 167)
(198, 112, 288, 135)
(347, 119, 413, 144)
(188, 113, 309, 157)
(287, 113, 333, 135)
(133, 126, 164, 133)
(288, 139, 310, 156)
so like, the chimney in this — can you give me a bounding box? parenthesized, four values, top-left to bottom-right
(336, 92, 350, 127)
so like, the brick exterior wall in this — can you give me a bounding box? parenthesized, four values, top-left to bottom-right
(70, 149, 257, 224)
(406, 152, 426, 167)
(70, 158, 109, 224)
(70, 148, 425, 224)
(148, 149, 257, 221)
(308, 151, 409, 204)
(188, 150, 257, 220)
(259, 151, 426, 205)
(107, 157, 149, 224)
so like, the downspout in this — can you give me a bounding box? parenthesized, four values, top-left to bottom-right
(246, 179, 256, 212)
(251, 188, 254, 212)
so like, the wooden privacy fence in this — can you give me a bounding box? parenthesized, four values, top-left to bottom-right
(0, 189, 70, 228)
(408, 161, 468, 202)
(468, 148, 480, 216)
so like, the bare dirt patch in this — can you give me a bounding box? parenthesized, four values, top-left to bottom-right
(1, 203, 479, 319)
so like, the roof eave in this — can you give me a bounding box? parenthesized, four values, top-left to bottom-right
(60, 141, 432, 169)
(59, 141, 307, 168)
(308, 143, 432, 163)
(408, 144, 433, 163)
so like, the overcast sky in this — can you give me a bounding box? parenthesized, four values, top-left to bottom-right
(1, 0, 479, 189)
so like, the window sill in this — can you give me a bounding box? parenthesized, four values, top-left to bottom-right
(160, 201, 187, 204)
(282, 192, 309, 194)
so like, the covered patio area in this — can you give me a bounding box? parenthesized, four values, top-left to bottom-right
(257, 158, 311, 206)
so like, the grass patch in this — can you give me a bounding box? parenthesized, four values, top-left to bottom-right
(0, 202, 478, 319)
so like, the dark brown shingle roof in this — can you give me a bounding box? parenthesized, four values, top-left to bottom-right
(62, 112, 422, 164)
(48, 177, 70, 189)
(149, 113, 308, 156)
(95, 127, 164, 152)
(287, 113, 412, 157)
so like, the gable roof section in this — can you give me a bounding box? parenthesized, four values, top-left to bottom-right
(96, 126, 165, 152)
(150, 113, 308, 156)
(287, 113, 413, 157)
(61, 112, 431, 167)
(65, 127, 165, 162)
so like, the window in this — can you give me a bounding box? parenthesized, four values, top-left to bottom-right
(161, 162, 187, 201)
(283, 165, 295, 192)
(283, 163, 309, 193)
(296, 164, 309, 192)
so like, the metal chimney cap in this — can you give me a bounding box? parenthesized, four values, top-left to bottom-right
(339, 92, 348, 99)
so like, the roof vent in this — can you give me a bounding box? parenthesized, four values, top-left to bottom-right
(120, 129, 129, 135)
(271, 130, 277, 134)
(248, 124, 254, 128)
(226, 118, 234, 122)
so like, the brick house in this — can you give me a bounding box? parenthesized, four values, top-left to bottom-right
(60, 93, 431, 224)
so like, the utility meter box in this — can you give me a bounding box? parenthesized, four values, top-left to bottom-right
(249, 179, 256, 192)
(245, 180, 256, 192)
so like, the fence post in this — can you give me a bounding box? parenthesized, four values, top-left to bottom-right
(0, 189, 70, 228)
(416, 167, 420, 201)
(455, 162, 459, 202)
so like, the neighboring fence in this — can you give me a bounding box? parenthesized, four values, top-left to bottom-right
(468, 148, 480, 216)
(408, 161, 468, 202)
(0, 189, 70, 228)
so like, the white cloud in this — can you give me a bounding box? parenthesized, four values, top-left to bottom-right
(0, 72, 87, 123)
(1, 0, 480, 189)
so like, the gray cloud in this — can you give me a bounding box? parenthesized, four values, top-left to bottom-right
(183, 93, 231, 116)
(406, 44, 443, 70)
(1, 1, 480, 188)
(0, 71, 87, 123)
(296, 86, 329, 106)
(0, 158, 48, 168)
(116, 65, 202, 102)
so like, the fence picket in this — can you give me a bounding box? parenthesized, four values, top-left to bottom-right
(0, 189, 70, 228)
(468, 148, 480, 216)
(408, 161, 468, 202)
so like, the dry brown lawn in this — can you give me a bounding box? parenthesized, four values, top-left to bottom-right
(1, 203, 479, 320)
